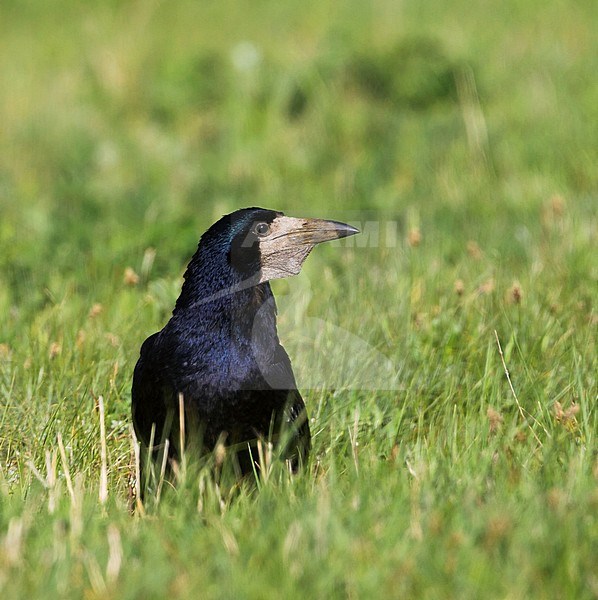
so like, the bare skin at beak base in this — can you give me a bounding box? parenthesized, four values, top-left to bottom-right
(258, 216, 360, 282)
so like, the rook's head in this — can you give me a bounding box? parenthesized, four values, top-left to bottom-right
(203, 207, 359, 283)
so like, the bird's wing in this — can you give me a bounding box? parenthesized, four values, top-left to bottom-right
(280, 387, 311, 470)
(267, 344, 311, 465)
(131, 332, 171, 447)
(263, 342, 298, 388)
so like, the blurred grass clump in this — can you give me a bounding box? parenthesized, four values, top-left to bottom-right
(347, 37, 460, 108)
(0, 0, 597, 598)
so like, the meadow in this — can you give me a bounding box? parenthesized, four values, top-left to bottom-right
(0, 1, 596, 597)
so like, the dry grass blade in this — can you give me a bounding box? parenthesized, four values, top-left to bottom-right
(98, 395, 108, 505)
(493, 330, 543, 446)
(130, 425, 144, 515)
(57, 432, 76, 506)
(155, 438, 170, 504)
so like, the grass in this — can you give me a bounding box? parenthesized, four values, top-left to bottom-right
(0, 0, 596, 597)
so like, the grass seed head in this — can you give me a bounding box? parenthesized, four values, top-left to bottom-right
(508, 281, 523, 305)
(49, 342, 61, 359)
(467, 240, 483, 260)
(553, 401, 580, 433)
(477, 278, 495, 295)
(553, 401, 579, 423)
(551, 194, 565, 216)
(407, 227, 422, 247)
(542, 194, 567, 228)
(76, 330, 86, 348)
(123, 267, 140, 286)
(105, 333, 120, 348)
(89, 303, 103, 318)
(484, 515, 511, 550)
(514, 430, 527, 443)
(547, 487, 567, 512)
(487, 407, 503, 434)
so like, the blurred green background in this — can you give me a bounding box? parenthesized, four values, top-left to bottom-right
(0, 1, 596, 598)
(1, 0, 595, 301)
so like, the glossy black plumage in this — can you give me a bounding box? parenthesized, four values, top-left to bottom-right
(132, 207, 358, 485)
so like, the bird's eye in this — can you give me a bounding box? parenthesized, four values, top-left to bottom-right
(255, 222, 270, 237)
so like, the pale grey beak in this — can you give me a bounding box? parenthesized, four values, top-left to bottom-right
(301, 219, 360, 244)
